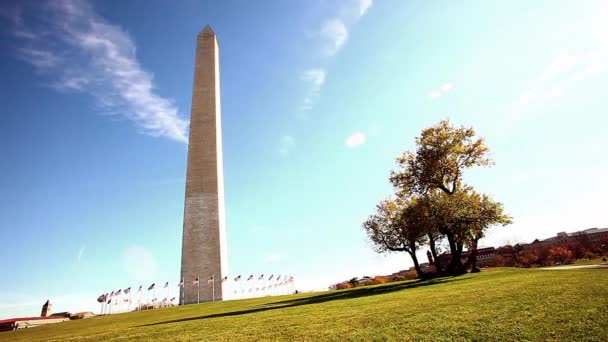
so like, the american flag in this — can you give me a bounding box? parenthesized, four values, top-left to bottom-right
(107, 298, 112, 304)
(276, 274, 281, 281)
(164, 282, 169, 288)
(192, 277, 199, 286)
(234, 275, 241, 282)
(222, 276, 228, 282)
(110, 291, 115, 297)
(97, 294, 106, 303)
(148, 283, 155, 291)
(207, 276, 214, 284)
(268, 274, 274, 281)
(178, 280, 184, 288)
(124, 287, 131, 295)
(170, 297, 176, 301)
(137, 285, 143, 292)
(247, 274, 253, 281)
(115, 289, 122, 296)
(258, 274, 264, 280)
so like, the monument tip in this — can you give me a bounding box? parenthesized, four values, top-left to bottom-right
(200, 24, 215, 35)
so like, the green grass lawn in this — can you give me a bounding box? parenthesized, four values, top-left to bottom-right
(2, 268, 607, 341)
(572, 257, 608, 266)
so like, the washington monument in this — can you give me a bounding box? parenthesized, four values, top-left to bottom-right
(180, 25, 228, 304)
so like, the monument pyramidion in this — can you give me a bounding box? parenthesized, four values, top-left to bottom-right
(180, 25, 228, 304)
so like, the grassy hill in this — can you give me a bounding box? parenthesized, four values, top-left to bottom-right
(2, 267, 607, 341)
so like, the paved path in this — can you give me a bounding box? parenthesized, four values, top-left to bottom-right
(538, 264, 608, 270)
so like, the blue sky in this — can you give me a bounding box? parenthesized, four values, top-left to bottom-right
(1, 0, 607, 318)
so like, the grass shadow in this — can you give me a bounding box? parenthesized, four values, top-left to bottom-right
(138, 276, 469, 328)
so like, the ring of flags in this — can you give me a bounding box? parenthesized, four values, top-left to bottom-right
(96, 273, 295, 314)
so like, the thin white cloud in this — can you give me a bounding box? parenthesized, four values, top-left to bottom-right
(17, 47, 60, 68)
(279, 135, 295, 157)
(300, 68, 326, 110)
(300, 68, 326, 88)
(297, 1, 372, 111)
(123, 245, 158, 282)
(9, 0, 188, 143)
(429, 82, 454, 99)
(77, 244, 86, 263)
(321, 18, 348, 56)
(346, 132, 366, 148)
(358, 0, 373, 17)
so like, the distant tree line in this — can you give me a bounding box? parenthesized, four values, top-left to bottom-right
(329, 239, 608, 290)
(496, 238, 608, 268)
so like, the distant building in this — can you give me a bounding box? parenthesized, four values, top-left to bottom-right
(531, 227, 608, 247)
(436, 247, 497, 268)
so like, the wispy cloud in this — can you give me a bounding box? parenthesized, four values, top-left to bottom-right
(345, 132, 366, 148)
(300, 68, 326, 110)
(358, 0, 373, 17)
(17, 47, 60, 68)
(429, 83, 454, 99)
(278, 135, 295, 157)
(77, 244, 86, 263)
(8, 0, 188, 143)
(321, 19, 348, 56)
(298, 0, 373, 111)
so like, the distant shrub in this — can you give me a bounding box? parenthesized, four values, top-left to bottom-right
(516, 249, 540, 267)
(403, 269, 418, 279)
(335, 283, 352, 290)
(369, 276, 388, 285)
(547, 246, 575, 265)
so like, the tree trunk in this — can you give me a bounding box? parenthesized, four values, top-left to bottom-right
(408, 248, 425, 279)
(428, 233, 442, 274)
(464, 238, 480, 273)
(447, 238, 466, 275)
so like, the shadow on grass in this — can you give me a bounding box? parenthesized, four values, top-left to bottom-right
(138, 276, 468, 328)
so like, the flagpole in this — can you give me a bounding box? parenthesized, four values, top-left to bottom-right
(181, 277, 185, 306)
(197, 280, 200, 304)
(212, 274, 215, 302)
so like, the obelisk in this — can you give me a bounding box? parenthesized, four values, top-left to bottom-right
(180, 25, 228, 304)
